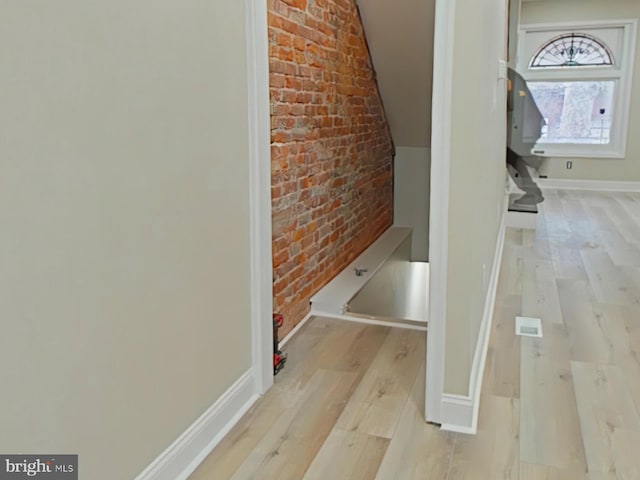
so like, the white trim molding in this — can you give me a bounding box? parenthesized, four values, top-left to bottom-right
(279, 312, 313, 348)
(426, 0, 457, 425)
(441, 216, 507, 434)
(137, 3, 273, 478)
(313, 312, 428, 332)
(280, 310, 427, 351)
(246, 0, 274, 394)
(135, 370, 259, 480)
(538, 178, 640, 192)
(505, 210, 538, 229)
(441, 394, 475, 434)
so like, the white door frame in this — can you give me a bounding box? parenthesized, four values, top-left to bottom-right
(426, 0, 456, 424)
(246, 0, 274, 395)
(248, 0, 459, 415)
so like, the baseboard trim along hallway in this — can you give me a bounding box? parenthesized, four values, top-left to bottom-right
(441, 215, 507, 434)
(134, 369, 259, 480)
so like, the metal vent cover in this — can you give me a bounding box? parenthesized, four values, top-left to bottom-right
(515, 316, 543, 338)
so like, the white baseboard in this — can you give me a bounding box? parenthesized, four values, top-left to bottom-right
(440, 215, 506, 434)
(440, 394, 475, 434)
(538, 178, 640, 192)
(505, 210, 537, 229)
(135, 369, 259, 480)
(312, 312, 427, 331)
(279, 312, 313, 349)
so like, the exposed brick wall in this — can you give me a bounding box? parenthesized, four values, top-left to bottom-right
(268, 0, 394, 335)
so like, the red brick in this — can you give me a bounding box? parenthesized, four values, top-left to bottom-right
(269, 0, 393, 337)
(293, 36, 306, 51)
(292, 228, 306, 242)
(273, 249, 289, 268)
(282, 0, 307, 10)
(278, 33, 293, 47)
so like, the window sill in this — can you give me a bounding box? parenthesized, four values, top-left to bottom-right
(531, 147, 625, 159)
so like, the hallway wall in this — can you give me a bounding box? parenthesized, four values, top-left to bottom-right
(0, 2, 255, 479)
(444, 0, 509, 395)
(394, 147, 431, 261)
(268, 0, 394, 334)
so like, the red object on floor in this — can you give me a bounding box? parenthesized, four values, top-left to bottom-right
(273, 313, 287, 375)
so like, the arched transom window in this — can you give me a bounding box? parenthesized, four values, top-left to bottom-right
(529, 33, 614, 68)
(518, 20, 637, 158)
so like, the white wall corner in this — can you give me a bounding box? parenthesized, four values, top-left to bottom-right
(245, 0, 274, 395)
(440, 394, 475, 434)
(426, 0, 457, 426)
(134, 369, 259, 480)
(440, 214, 507, 434)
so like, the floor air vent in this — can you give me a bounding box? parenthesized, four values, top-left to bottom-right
(515, 316, 543, 338)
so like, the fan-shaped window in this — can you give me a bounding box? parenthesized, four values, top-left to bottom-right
(519, 20, 637, 158)
(530, 33, 614, 68)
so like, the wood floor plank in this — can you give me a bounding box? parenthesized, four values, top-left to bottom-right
(580, 249, 640, 307)
(618, 265, 640, 309)
(599, 304, 640, 411)
(483, 294, 521, 398)
(571, 361, 640, 479)
(523, 222, 553, 262)
(598, 304, 640, 359)
(592, 195, 640, 248)
(189, 190, 640, 480)
(540, 189, 572, 242)
(447, 395, 519, 480)
(608, 428, 640, 480)
(276, 318, 389, 392)
(543, 193, 590, 280)
(550, 246, 589, 282)
(498, 230, 525, 297)
(521, 257, 563, 325)
(519, 326, 587, 471)
(190, 318, 388, 480)
(557, 190, 603, 248)
(519, 462, 588, 480)
(188, 383, 304, 480)
(374, 363, 453, 480)
(556, 279, 615, 363)
(614, 193, 640, 236)
(229, 369, 358, 480)
(335, 328, 425, 439)
(491, 294, 523, 349)
(505, 226, 524, 246)
(583, 203, 640, 267)
(302, 429, 389, 480)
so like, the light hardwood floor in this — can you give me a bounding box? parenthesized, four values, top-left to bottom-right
(190, 189, 640, 480)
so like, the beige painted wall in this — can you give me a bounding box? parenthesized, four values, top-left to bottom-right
(0, 2, 253, 479)
(522, 0, 640, 181)
(509, 0, 522, 67)
(394, 147, 431, 261)
(445, 0, 509, 395)
(357, 0, 435, 147)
